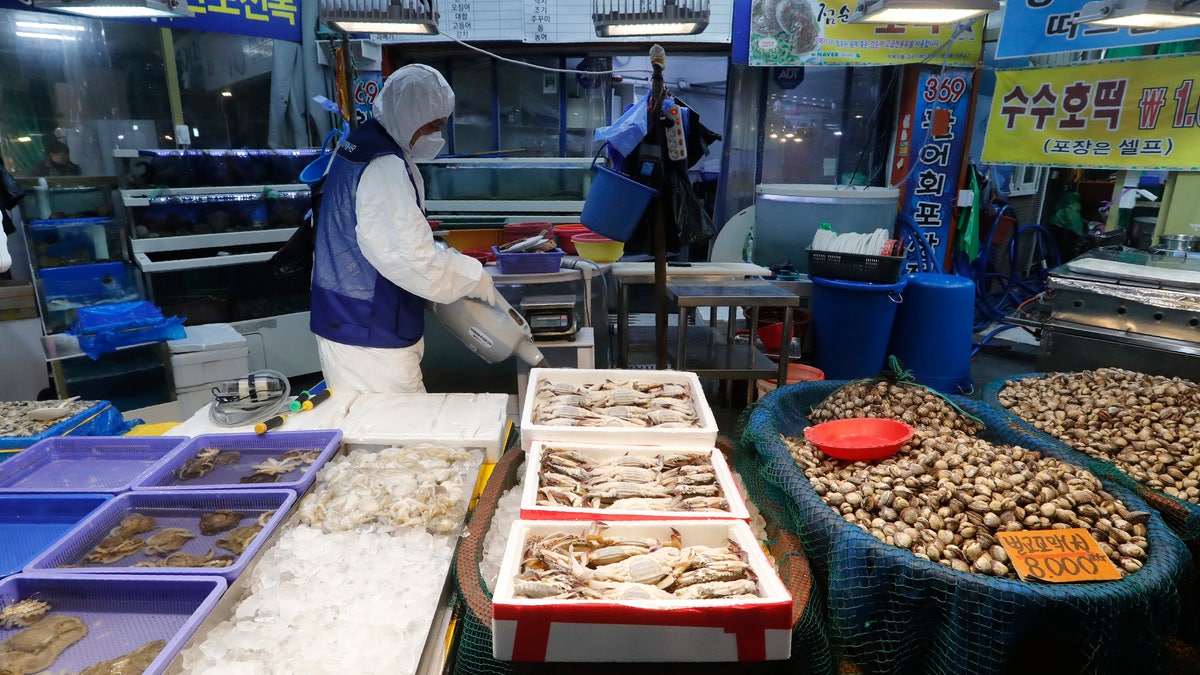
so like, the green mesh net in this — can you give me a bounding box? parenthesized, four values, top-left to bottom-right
(738, 380, 1197, 674)
(983, 374, 1200, 543)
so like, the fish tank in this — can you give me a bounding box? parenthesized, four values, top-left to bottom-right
(124, 188, 310, 239)
(116, 149, 321, 189)
(27, 218, 124, 267)
(18, 178, 117, 221)
(418, 158, 595, 204)
(37, 261, 143, 333)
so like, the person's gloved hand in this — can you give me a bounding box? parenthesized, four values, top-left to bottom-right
(468, 273, 499, 306)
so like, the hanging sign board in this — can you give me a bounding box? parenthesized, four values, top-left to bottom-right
(997, 529, 1123, 583)
(996, 0, 1200, 60)
(738, 0, 983, 66)
(9, 0, 300, 42)
(982, 55, 1200, 171)
(896, 65, 974, 272)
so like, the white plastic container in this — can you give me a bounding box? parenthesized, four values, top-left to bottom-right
(170, 347, 250, 389)
(339, 393, 509, 462)
(492, 519, 792, 662)
(520, 368, 718, 451)
(521, 442, 749, 522)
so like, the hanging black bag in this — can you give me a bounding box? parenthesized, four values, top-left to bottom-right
(270, 130, 339, 284)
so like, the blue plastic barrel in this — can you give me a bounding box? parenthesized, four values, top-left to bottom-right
(888, 273, 975, 394)
(811, 275, 908, 380)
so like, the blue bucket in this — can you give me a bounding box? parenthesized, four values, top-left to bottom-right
(889, 273, 974, 394)
(811, 275, 908, 380)
(579, 148, 656, 242)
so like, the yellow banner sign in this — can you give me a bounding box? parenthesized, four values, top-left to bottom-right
(997, 529, 1122, 583)
(982, 55, 1200, 171)
(747, 1, 983, 66)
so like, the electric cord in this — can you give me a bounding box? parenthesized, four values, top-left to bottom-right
(441, 32, 653, 76)
(208, 369, 292, 427)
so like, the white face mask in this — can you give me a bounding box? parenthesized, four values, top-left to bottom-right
(410, 132, 445, 159)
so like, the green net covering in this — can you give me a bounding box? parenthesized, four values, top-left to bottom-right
(984, 373, 1200, 543)
(738, 380, 1197, 674)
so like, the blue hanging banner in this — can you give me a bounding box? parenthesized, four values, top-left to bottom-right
(1, 0, 301, 42)
(898, 65, 974, 272)
(996, 0, 1200, 59)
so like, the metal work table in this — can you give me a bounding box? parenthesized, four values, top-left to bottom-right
(667, 280, 799, 392)
(611, 262, 771, 368)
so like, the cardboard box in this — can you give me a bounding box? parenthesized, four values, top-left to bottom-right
(492, 519, 792, 662)
(520, 368, 718, 451)
(521, 442, 750, 522)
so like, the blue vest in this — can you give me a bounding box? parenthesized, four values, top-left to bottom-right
(310, 119, 425, 348)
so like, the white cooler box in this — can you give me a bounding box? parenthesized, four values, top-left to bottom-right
(492, 519, 792, 662)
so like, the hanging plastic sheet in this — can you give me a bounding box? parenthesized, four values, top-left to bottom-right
(593, 92, 650, 161)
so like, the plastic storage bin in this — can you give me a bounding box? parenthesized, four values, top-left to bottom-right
(0, 573, 226, 675)
(0, 494, 110, 576)
(24, 489, 296, 580)
(491, 247, 565, 275)
(0, 436, 187, 493)
(134, 430, 342, 492)
(807, 250, 904, 284)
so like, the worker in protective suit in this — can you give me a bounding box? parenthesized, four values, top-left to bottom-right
(310, 64, 499, 394)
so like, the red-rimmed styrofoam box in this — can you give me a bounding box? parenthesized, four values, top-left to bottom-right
(520, 368, 718, 452)
(521, 441, 750, 522)
(492, 519, 792, 662)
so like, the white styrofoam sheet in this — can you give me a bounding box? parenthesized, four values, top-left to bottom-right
(520, 368, 719, 451)
(168, 391, 358, 438)
(521, 442, 750, 522)
(339, 393, 509, 462)
(492, 519, 792, 662)
(168, 323, 247, 354)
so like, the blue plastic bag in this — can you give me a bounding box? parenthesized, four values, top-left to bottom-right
(71, 301, 186, 360)
(593, 92, 649, 158)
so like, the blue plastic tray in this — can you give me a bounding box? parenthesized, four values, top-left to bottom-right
(0, 494, 110, 577)
(0, 573, 226, 675)
(133, 430, 341, 493)
(0, 401, 129, 451)
(24, 489, 296, 581)
(0, 436, 187, 493)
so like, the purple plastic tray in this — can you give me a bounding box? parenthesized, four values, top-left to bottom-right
(133, 430, 342, 492)
(0, 573, 225, 675)
(0, 436, 187, 493)
(0, 494, 110, 577)
(24, 489, 296, 581)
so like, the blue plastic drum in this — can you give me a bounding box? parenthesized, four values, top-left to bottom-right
(811, 275, 908, 380)
(888, 272, 975, 394)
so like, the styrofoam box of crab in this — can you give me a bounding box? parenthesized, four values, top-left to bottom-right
(521, 442, 750, 523)
(492, 519, 792, 662)
(520, 368, 718, 452)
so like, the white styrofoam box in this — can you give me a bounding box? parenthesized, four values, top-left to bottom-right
(168, 390, 358, 438)
(492, 519, 792, 662)
(168, 322, 246, 354)
(170, 346, 250, 389)
(520, 368, 718, 451)
(339, 393, 509, 462)
(521, 442, 749, 522)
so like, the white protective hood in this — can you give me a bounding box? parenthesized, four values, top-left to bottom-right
(373, 64, 455, 153)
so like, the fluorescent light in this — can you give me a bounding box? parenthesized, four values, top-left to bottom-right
(321, 1, 440, 34)
(593, 0, 710, 37)
(33, 0, 193, 18)
(851, 0, 998, 24)
(328, 19, 438, 33)
(834, 131, 844, 136)
(1092, 12, 1200, 26)
(600, 21, 704, 36)
(16, 31, 79, 40)
(1081, 0, 1200, 27)
(221, 91, 233, 97)
(17, 137, 33, 143)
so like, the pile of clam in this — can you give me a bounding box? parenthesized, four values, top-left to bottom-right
(809, 380, 984, 436)
(785, 427, 1150, 578)
(997, 368, 1200, 504)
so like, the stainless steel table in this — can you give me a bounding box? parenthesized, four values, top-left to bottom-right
(666, 280, 800, 394)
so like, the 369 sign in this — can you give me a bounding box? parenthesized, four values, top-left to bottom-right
(997, 528, 1122, 583)
(923, 75, 968, 104)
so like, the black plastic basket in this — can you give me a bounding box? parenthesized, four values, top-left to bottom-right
(808, 250, 904, 284)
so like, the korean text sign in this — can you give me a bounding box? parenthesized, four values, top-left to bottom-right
(996, 0, 1200, 60)
(997, 529, 1122, 583)
(982, 56, 1200, 171)
(744, 0, 983, 66)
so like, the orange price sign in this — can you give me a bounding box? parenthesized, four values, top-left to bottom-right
(997, 529, 1122, 583)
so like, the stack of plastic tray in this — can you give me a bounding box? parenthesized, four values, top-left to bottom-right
(133, 430, 342, 493)
(0, 494, 109, 577)
(24, 489, 296, 581)
(0, 436, 186, 493)
(0, 573, 226, 675)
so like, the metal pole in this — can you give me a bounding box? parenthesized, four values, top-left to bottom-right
(650, 45, 669, 369)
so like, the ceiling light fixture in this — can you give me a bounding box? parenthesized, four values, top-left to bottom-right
(15, 30, 80, 40)
(15, 20, 85, 30)
(33, 0, 193, 18)
(321, 0, 439, 34)
(849, 0, 998, 24)
(1079, 0, 1200, 28)
(593, 0, 709, 37)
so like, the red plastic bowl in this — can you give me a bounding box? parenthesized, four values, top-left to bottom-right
(803, 418, 915, 461)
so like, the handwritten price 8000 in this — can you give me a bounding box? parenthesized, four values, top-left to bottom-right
(996, 529, 1121, 583)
